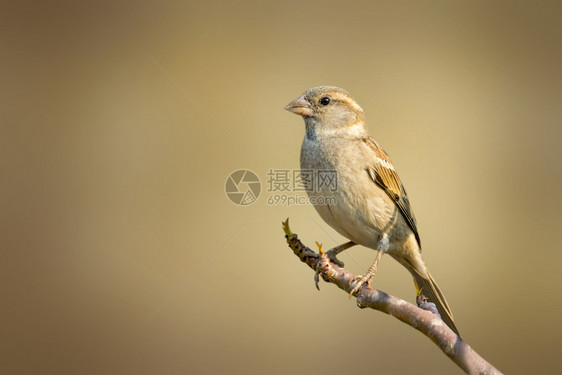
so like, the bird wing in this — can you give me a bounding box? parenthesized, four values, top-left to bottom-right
(362, 137, 421, 248)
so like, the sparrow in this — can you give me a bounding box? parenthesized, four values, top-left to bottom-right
(284, 86, 459, 336)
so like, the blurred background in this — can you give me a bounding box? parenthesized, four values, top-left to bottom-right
(1, 1, 561, 374)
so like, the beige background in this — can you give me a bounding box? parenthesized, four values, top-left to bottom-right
(2, 1, 561, 374)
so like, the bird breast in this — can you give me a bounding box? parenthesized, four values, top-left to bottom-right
(300, 135, 411, 252)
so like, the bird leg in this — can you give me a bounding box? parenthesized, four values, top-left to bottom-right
(349, 236, 388, 297)
(325, 241, 355, 267)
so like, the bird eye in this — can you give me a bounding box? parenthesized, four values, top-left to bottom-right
(320, 97, 330, 106)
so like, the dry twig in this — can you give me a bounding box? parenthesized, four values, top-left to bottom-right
(282, 218, 502, 375)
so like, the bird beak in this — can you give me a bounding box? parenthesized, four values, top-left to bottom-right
(284, 95, 313, 117)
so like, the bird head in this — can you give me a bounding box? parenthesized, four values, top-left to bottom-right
(284, 86, 367, 138)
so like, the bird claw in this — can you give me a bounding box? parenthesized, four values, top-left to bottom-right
(325, 250, 345, 267)
(313, 241, 349, 290)
(349, 273, 374, 298)
(314, 269, 321, 290)
(349, 249, 381, 298)
(314, 242, 325, 290)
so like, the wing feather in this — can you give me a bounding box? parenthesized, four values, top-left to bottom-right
(362, 137, 421, 248)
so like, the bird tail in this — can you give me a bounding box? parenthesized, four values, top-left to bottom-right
(412, 271, 460, 336)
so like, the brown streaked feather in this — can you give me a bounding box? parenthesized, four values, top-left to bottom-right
(362, 137, 421, 248)
(412, 271, 459, 335)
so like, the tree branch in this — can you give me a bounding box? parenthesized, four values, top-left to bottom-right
(282, 218, 502, 375)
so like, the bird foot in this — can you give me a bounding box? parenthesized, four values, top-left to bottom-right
(314, 242, 326, 290)
(314, 241, 353, 290)
(325, 249, 345, 267)
(349, 272, 375, 298)
(349, 249, 382, 298)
